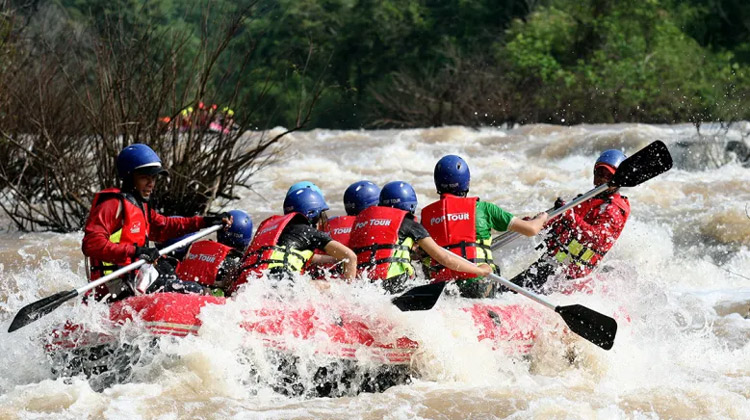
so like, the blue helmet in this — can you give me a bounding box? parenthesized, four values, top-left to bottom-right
(157, 231, 191, 260)
(380, 181, 418, 213)
(344, 181, 380, 216)
(116, 144, 167, 179)
(434, 155, 470, 195)
(284, 187, 329, 222)
(595, 149, 627, 172)
(286, 181, 324, 199)
(217, 209, 253, 251)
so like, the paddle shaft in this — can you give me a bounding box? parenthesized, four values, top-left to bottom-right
(76, 224, 223, 297)
(449, 253, 617, 350)
(491, 139, 673, 251)
(491, 183, 610, 251)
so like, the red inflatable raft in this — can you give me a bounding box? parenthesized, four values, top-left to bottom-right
(45, 292, 544, 395)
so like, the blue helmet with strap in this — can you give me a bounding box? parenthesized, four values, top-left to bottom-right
(217, 209, 253, 251)
(116, 144, 167, 179)
(286, 181, 324, 199)
(380, 181, 418, 213)
(344, 181, 380, 216)
(434, 155, 470, 195)
(284, 188, 329, 222)
(595, 149, 627, 172)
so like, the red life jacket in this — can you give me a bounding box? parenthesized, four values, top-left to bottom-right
(421, 194, 495, 281)
(324, 215, 355, 246)
(309, 215, 357, 279)
(230, 213, 312, 293)
(86, 188, 150, 300)
(348, 206, 411, 280)
(546, 193, 630, 278)
(175, 240, 233, 287)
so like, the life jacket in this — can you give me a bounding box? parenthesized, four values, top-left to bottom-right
(546, 193, 630, 278)
(324, 215, 355, 246)
(86, 188, 150, 300)
(421, 194, 496, 281)
(308, 215, 356, 279)
(230, 213, 314, 293)
(348, 206, 414, 280)
(175, 240, 234, 287)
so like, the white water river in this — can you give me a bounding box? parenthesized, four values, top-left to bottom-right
(1, 124, 749, 419)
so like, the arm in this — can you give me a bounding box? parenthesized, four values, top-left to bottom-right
(418, 237, 492, 277)
(81, 199, 134, 263)
(508, 212, 548, 237)
(323, 240, 357, 281)
(148, 210, 207, 243)
(568, 204, 628, 252)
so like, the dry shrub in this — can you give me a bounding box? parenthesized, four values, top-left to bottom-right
(0, 1, 323, 232)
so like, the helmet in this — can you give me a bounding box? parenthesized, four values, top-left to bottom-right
(595, 149, 627, 173)
(434, 155, 470, 195)
(217, 210, 253, 250)
(116, 144, 167, 179)
(344, 181, 380, 216)
(286, 181, 324, 198)
(380, 181, 418, 213)
(284, 188, 329, 222)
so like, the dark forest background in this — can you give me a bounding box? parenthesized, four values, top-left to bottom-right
(8, 0, 750, 129)
(2, 0, 750, 231)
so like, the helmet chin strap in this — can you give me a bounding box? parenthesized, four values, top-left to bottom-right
(121, 178, 149, 203)
(437, 190, 468, 197)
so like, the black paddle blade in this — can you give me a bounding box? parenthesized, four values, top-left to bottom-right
(611, 140, 673, 188)
(391, 282, 446, 312)
(555, 304, 618, 350)
(8, 289, 78, 333)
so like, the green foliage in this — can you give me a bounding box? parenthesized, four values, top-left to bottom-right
(28, 0, 750, 126)
(500, 0, 750, 124)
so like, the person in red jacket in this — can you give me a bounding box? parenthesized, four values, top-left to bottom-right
(422, 155, 548, 298)
(348, 181, 491, 294)
(230, 188, 356, 294)
(324, 180, 381, 246)
(309, 180, 380, 280)
(510, 150, 631, 294)
(174, 209, 253, 296)
(82, 144, 231, 302)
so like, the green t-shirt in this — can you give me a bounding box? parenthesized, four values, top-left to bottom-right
(475, 200, 514, 240)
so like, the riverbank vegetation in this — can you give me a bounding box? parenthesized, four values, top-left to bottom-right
(2, 0, 750, 230)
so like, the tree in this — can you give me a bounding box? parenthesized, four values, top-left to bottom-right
(0, 0, 325, 232)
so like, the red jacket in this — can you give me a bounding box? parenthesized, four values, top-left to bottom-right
(421, 194, 494, 281)
(82, 190, 206, 268)
(176, 240, 234, 287)
(348, 206, 409, 280)
(324, 215, 355, 246)
(546, 192, 630, 278)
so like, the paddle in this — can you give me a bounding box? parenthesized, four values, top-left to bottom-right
(7, 224, 223, 333)
(392, 270, 617, 350)
(391, 281, 446, 311)
(491, 140, 673, 251)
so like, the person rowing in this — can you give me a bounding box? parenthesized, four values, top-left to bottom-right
(229, 187, 356, 294)
(348, 181, 492, 294)
(81, 144, 231, 302)
(509, 150, 631, 294)
(173, 210, 253, 296)
(421, 155, 548, 298)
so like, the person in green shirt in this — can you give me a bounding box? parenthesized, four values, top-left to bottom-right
(421, 155, 547, 298)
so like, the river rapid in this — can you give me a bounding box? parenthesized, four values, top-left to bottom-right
(1, 124, 749, 419)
